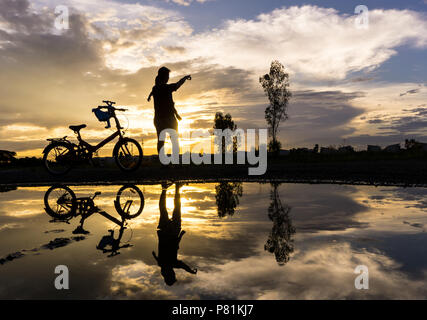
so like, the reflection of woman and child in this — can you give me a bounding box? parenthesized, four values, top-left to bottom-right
(147, 67, 191, 154)
(152, 182, 197, 286)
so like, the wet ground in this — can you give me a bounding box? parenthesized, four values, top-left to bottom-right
(1, 182, 427, 299)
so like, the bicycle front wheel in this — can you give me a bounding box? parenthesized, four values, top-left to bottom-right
(113, 138, 143, 172)
(115, 184, 144, 219)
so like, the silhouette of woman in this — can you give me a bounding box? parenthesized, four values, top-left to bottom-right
(152, 182, 197, 286)
(147, 67, 191, 154)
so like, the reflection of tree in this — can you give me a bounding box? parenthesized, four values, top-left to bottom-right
(213, 112, 237, 154)
(264, 183, 295, 265)
(215, 182, 243, 217)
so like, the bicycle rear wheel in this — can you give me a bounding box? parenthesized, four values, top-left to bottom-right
(113, 138, 142, 172)
(44, 185, 77, 219)
(43, 143, 73, 175)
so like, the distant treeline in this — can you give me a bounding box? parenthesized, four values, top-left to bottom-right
(0, 150, 43, 167)
(1, 139, 426, 168)
(279, 139, 427, 163)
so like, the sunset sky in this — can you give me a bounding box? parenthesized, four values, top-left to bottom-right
(1, 0, 426, 156)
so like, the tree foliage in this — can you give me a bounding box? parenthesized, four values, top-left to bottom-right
(215, 182, 243, 218)
(213, 112, 236, 131)
(259, 60, 291, 153)
(213, 112, 238, 154)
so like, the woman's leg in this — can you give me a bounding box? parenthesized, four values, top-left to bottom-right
(158, 188, 170, 229)
(155, 120, 165, 154)
(155, 118, 179, 156)
(172, 183, 182, 230)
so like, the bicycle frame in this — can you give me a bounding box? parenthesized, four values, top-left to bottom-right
(76, 111, 124, 155)
(72, 195, 126, 227)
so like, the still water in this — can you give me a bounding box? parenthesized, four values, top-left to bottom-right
(0, 182, 427, 299)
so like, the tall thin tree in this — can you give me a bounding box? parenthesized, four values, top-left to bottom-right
(259, 60, 291, 154)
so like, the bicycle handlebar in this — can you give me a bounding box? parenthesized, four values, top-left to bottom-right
(92, 191, 102, 200)
(97, 106, 127, 112)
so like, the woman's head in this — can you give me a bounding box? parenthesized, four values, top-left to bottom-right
(155, 66, 170, 85)
(161, 267, 177, 286)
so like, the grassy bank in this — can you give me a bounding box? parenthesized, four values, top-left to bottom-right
(1, 152, 427, 187)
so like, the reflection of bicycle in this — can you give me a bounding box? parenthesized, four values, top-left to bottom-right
(44, 184, 144, 256)
(42, 100, 143, 175)
(44, 184, 144, 220)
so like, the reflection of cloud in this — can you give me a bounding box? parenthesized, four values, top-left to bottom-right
(109, 243, 427, 299)
(2, 183, 427, 298)
(110, 260, 194, 299)
(0, 223, 22, 232)
(383, 187, 427, 210)
(192, 242, 427, 299)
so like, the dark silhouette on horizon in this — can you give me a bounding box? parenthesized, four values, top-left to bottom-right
(264, 183, 296, 265)
(0, 150, 16, 165)
(148, 67, 191, 154)
(152, 182, 197, 286)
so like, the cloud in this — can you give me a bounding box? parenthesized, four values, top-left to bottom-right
(30, 0, 194, 71)
(182, 89, 366, 149)
(162, 45, 187, 54)
(167, 0, 210, 6)
(399, 88, 420, 96)
(277, 90, 365, 147)
(1, 1, 427, 155)
(184, 6, 427, 80)
(346, 105, 427, 147)
(370, 107, 427, 135)
(367, 119, 384, 124)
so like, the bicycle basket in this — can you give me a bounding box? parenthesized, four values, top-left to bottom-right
(92, 108, 111, 122)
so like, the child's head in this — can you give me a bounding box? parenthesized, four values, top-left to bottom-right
(156, 66, 170, 85)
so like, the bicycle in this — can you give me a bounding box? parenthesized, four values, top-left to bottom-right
(44, 184, 145, 220)
(42, 100, 143, 175)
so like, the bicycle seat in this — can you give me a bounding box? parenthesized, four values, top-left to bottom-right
(69, 124, 86, 133)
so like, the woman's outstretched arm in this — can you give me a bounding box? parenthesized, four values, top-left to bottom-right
(174, 75, 191, 91)
(175, 260, 197, 274)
